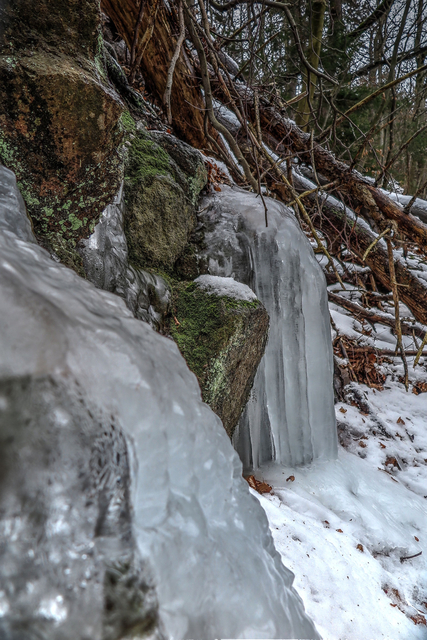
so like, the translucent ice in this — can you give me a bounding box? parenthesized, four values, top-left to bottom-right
(78, 183, 170, 329)
(199, 185, 338, 471)
(0, 165, 320, 639)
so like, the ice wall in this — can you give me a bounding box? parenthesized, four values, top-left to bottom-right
(0, 165, 320, 639)
(199, 186, 338, 470)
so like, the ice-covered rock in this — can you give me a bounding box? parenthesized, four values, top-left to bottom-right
(78, 183, 170, 330)
(198, 185, 338, 471)
(0, 164, 320, 639)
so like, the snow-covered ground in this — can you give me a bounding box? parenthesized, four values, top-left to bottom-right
(254, 303, 427, 639)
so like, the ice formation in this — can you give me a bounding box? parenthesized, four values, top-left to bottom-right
(199, 185, 338, 471)
(0, 164, 320, 639)
(78, 183, 170, 330)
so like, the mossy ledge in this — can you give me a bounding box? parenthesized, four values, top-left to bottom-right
(170, 280, 269, 438)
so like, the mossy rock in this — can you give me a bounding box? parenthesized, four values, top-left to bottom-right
(124, 130, 207, 272)
(170, 276, 269, 438)
(0, 0, 124, 263)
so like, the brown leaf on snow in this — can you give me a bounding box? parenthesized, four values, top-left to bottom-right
(339, 407, 347, 413)
(380, 442, 386, 449)
(412, 381, 427, 395)
(244, 475, 272, 494)
(357, 544, 364, 552)
(397, 416, 405, 425)
(286, 475, 295, 482)
(336, 528, 343, 533)
(385, 456, 398, 467)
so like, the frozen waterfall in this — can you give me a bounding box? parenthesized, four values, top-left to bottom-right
(0, 165, 320, 638)
(199, 185, 338, 471)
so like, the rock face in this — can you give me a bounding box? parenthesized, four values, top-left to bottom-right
(124, 130, 207, 272)
(171, 275, 269, 439)
(0, 0, 124, 269)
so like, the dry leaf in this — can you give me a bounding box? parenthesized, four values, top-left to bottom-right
(336, 528, 343, 533)
(359, 441, 367, 448)
(244, 475, 272, 494)
(286, 475, 295, 482)
(397, 417, 405, 425)
(357, 543, 364, 552)
(385, 456, 398, 467)
(380, 442, 386, 449)
(339, 407, 347, 413)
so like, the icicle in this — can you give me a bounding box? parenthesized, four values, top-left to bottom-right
(199, 185, 338, 471)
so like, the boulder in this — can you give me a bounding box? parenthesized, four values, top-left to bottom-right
(0, 0, 124, 271)
(170, 275, 269, 438)
(124, 130, 207, 272)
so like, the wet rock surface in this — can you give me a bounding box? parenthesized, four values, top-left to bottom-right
(124, 130, 207, 272)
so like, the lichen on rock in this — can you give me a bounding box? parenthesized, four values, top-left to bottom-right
(170, 276, 269, 438)
(124, 130, 207, 272)
(0, 0, 125, 269)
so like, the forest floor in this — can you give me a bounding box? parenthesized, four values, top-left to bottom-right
(254, 299, 427, 640)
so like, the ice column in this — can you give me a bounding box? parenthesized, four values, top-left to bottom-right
(199, 185, 338, 471)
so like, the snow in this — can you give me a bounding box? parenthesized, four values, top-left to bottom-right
(194, 274, 258, 301)
(213, 98, 242, 134)
(0, 165, 319, 639)
(199, 185, 337, 470)
(253, 301, 427, 640)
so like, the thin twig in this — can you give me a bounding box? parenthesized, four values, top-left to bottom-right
(130, 0, 145, 68)
(387, 236, 409, 390)
(163, 0, 186, 125)
(414, 330, 427, 367)
(362, 226, 392, 262)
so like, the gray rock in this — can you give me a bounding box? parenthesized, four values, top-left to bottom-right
(124, 131, 207, 272)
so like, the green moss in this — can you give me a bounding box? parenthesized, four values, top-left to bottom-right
(170, 282, 259, 384)
(125, 133, 171, 186)
(119, 110, 137, 134)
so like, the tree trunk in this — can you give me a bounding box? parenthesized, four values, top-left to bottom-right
(295, 0, 326, 130)
(101, 0, 208, 148)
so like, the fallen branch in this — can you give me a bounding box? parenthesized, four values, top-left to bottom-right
(400, 551, 422, 563)
(387, 236, 409, 390)
(163, 0, 185, 125)
(327, 291, 426, 340)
